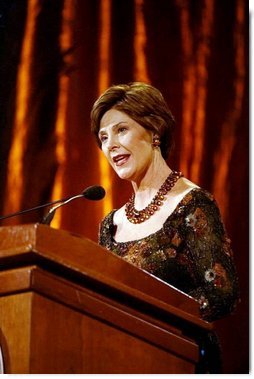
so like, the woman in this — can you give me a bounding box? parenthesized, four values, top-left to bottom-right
(90, 82, 239, 324)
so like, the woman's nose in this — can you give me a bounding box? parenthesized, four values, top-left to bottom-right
(107, 135, 119, 151)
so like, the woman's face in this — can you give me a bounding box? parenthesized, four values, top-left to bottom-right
(99, 109, 154, 182)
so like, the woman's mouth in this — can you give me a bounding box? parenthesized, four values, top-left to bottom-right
(112, 154, 130, 167)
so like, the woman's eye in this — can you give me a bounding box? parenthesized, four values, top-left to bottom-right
(118, 127, 127, 134)
(100, 135, 108, 143)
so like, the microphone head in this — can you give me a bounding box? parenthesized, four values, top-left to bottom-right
(82, 185, 106, 200)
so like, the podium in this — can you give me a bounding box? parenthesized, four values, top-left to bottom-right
(0, 224, 212, 374)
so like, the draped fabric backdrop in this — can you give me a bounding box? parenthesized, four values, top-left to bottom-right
(0, 0, 248, 373)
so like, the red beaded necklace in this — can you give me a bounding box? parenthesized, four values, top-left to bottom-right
(125, 170, 183, 224)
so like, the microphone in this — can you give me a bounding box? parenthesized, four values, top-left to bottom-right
(41, 185, 106, 225)
(0, 185, 106, 225)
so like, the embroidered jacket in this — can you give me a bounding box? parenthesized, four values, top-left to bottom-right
(99, 188, 239, 322)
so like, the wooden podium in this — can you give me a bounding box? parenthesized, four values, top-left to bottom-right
(0, 223, 212, 374)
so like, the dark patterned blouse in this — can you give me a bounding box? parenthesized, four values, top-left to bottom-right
(99, 188, 239, 322)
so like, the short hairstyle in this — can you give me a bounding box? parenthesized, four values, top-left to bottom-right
(90, 82, 175, 159)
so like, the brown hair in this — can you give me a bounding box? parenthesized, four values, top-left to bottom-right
(90, 82, 175, 159)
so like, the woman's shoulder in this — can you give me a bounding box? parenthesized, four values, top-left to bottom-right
(171, 177, 216, 211)
(99, 209, 117, 245)
(100, 209, 116, 227)
(173, 185, 226, 238)
(167, 178, 223, 230)
(181, 186, 215, 205)
(175, 176, 212, 201)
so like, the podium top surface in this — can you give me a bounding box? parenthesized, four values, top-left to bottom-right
(0, 223, 212, 330)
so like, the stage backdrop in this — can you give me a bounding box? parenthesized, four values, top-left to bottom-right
(0, 0, 248, 373)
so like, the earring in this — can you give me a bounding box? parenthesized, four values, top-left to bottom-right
(152, 137, 160, 147)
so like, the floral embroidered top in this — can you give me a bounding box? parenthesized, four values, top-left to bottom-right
(99, 188, 239, 322)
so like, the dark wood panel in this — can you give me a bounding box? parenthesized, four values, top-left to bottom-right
(30, 293, 195, 374)
(0, 293, 32, 373)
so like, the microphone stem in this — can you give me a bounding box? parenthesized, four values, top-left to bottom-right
(41, 194, 84, 225)
(48, 194, 83, 214)
(0, 195, 76, 221)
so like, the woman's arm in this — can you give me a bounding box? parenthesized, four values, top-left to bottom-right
(180, 191, 240, 321)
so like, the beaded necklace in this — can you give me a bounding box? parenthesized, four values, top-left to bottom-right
(125, 170, 183, 224)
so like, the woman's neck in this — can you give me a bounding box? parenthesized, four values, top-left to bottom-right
(131, 153, 172, 210)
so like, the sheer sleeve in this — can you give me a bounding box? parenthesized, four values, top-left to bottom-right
(98, 210, 116, 248)
(179, 191, 240, 321)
